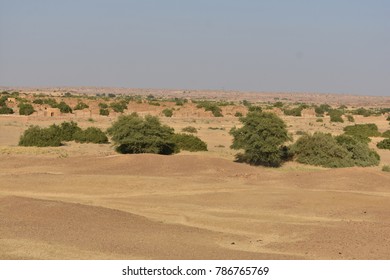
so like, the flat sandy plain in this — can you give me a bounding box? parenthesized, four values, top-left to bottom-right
(0, 88, 390, 259)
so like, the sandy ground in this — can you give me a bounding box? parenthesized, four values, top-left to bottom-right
(0, 102, 390, 260)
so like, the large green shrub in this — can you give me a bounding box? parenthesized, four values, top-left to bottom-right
(377, 139, 390, 150)
(329, 109, 344, 123)
(171, 133, 207, 152)
(292, 132, 354, 168)
(292, 132, 380, 168)
(107, 113, 176, 155)
(74, 127, 108, 144)
(57, 101, 72, 113)
(19, 126, 62, 147)
(19, 103, 35, 115)
(230, 112, 290, 167)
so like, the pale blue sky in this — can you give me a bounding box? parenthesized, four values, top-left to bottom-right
(0, 0, 389, 96)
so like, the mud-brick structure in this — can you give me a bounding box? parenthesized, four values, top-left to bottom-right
(43, 107, 61, 117)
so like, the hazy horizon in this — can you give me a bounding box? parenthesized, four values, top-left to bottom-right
(0, 0, 389, 96)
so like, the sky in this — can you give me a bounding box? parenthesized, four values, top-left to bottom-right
(0, 0, 389, 96)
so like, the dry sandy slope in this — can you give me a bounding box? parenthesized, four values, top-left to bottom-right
(1, 154, 389, 259)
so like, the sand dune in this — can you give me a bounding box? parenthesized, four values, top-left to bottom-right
(1, 154, 389, 259)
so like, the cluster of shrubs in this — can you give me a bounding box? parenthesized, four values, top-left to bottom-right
(19, 121, 108, 147)
(107, 113, 207, 155)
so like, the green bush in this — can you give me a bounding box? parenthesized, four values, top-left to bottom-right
(234, 111, 243, 117)
(314, 104, 331, 116)
(377, 139, 390, 150)
(74, 127, 108, 144)
(110, 101, 127, 113)
(74, 102, 89, 110)
(292, 133, 354, 168)
(55, 121, 82, 141)
(329, 109, 344, 123)
(19, 103, 35, 115)
(162, 108, 173, 117)
(171, 133, 207, 152)
(0, 106, 14, 114)
(99, 108, 109, 116)
(343, 123, 381, 139)
(316, 118, 323, 122)
(57, 101, 72, 113)
(283, 107, 302, 116)
(107, 113, 176, 155)
(19, 126, 62, 147)
(182, 126, 197, 133)
(230, 112, 290, 167)
(292, 132, 380, 168)
(0, 95, 8, 106)
(382, 130, 390, 138)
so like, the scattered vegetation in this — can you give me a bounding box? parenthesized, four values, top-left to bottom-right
(234, 112, 243, 117)
(230, 112, 290, 167)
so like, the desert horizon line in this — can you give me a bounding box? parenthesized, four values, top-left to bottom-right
(0, 85, 388, 98)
